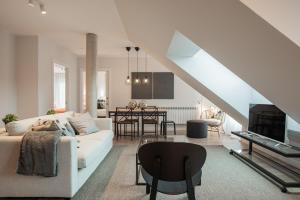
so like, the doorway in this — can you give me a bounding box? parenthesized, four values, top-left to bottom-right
(80, 70, 109, 116)
(97, 71, 109, 117)
(53, 63, 67, 113)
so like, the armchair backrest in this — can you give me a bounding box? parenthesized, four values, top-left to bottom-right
(138, 142, 206, 182)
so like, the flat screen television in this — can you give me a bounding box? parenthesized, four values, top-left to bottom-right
(248, 104, 286, 142)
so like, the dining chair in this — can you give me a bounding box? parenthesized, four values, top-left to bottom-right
(138, 142, 207, 200)
(141, 106, 159, 136)
(115, 106, 139, 140)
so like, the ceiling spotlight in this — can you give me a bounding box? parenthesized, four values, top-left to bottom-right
(28, 0, 35, 7)
(40, 3, 47, 15)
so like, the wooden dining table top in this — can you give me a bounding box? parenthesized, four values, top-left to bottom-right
(109, 108, 167, 113)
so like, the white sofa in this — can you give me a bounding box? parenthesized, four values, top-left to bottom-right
(0, 112, 114, 198)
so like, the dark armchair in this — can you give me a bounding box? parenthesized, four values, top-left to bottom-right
(138, 142, 207, 200)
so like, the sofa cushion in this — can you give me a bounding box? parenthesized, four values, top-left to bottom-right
(32, 119, 74, 137)
(5, 111, 75, 136)
(68, 113, 99, 135)
(76, 131, 113, 169)
(77, 130, 112, 141)
(6, 118, 37, 136)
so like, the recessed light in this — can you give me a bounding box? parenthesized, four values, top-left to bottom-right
(40, 4, 47, 15)
(28, 0, 35, 7)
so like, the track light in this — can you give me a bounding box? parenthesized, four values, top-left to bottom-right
(40, 3, 47, 15)
(28, 0, 35, 7)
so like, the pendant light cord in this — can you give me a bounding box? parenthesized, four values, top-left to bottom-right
(146, 53, 148, 72)
(127, 50, 130, 76)
(136, 47, 139, 78)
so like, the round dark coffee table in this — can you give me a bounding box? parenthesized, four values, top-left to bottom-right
(186, 120, 208, 138)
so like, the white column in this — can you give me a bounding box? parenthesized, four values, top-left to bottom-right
(86, 33, 97, 117)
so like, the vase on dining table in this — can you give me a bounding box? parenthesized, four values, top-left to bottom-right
(138, 100, 147, 109)
(128, 100, 137, 110)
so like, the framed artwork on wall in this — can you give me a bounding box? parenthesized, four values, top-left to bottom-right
(131, 72, 174, 99)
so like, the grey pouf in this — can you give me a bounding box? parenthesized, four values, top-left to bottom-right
(187, 120, 208, 138)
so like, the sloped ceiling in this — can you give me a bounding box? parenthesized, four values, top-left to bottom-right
(115, 0, 300, 124)
(241, 0, 300, 47)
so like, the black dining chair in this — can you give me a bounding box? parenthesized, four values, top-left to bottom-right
(138, 142, 207, 200)
(115, 107, 139, 140)
(141, 106, 159, 136)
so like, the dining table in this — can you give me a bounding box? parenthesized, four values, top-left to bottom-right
(108, 108, 168, 136)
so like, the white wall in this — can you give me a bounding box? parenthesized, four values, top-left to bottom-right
(15, 35, 39, 119)
(78, 56, 242, 133)
(38, 37, 79, 115)
(0, 33, 79, 122)
(0, 31, 17, 127)
(78, 56, 214, 110)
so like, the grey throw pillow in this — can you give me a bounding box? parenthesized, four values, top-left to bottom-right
(65, 122, 76, 137)
(68, 112, 99, 135)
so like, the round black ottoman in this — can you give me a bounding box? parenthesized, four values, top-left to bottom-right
(186, 120, 208, 138)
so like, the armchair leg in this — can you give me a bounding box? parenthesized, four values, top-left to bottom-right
(185, 157, 196, 200)
(150, 157, 160, 200)
(187, 186, 196, 200)
(150, 178, 158, 200)
(146, 183, 151, 194)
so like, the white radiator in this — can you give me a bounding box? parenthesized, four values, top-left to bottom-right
(159, 106, 198, 124)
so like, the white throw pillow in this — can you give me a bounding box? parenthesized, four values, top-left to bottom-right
(6, 119, 38, 136)
(68, 113, 99, 135)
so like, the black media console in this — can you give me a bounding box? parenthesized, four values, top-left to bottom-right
(230, 131, 300, 193)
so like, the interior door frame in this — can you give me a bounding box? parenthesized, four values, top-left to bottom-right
(79, 67, 111, 114)
(99, 68, 111, 115)
(52, 61, 69, 111)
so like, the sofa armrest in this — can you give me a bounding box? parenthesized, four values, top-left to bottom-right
(94, 118, 112, 131)
(0, 136, 78, 197)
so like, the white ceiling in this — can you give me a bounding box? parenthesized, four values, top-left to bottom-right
(241, 0, 300, 47)
(1, 0, 299, 56)
(0, 0, 130, 56)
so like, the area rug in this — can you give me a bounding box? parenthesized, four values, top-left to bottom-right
(98, 144, 299, 200)
(72, 145, 126, 200)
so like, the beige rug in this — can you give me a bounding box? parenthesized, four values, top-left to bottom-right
(100, 144, 300, 200)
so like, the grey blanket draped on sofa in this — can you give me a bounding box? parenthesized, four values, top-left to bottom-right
(17, 131, 62, 177)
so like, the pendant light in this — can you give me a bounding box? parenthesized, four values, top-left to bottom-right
(134, 47, 140, 84)
(125, 46, 131, 84)
(143, 53, 149, 84)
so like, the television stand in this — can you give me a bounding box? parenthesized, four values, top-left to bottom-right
(230, 131, 300, 193)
